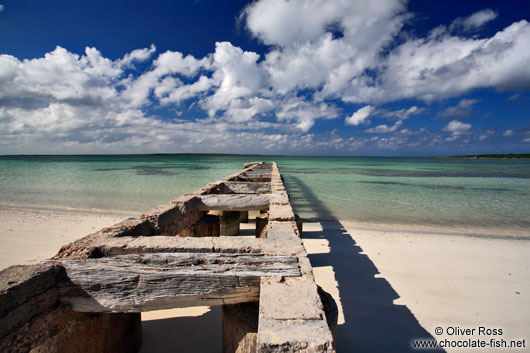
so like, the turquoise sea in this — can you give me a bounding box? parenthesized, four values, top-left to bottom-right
(1, 155, 529, 232)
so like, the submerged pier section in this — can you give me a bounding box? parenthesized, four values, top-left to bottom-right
(0, 162, 335, 353)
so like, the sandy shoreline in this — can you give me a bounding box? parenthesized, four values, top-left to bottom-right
(0, 207, 132, 269)
(1, 208, 529, 352)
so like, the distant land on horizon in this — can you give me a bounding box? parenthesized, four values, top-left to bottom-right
(2, 153, 530, 159)
(431, 153, 530, 159)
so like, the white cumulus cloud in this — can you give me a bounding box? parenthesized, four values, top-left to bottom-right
(377, 106, 425, 121)
(345, 105, 374, 126)
(118, 44, 156, 68)
(342, 20, 530, 103)
(437, 99, 479, 120)
(365, 120, 403, 134)
(2, 0, 530, 154)
(244, 0, 408, 97)
(444, 120, 472, 141)
(450, 9, 498, 32)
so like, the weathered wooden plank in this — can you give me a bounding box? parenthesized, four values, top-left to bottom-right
(197, 194, 275, 211)
(247, 169, 272, 175)
(218, 181, 271, 194)
(241, 172, 272, 177)
(53, 253, 300, 313)
(237, 173, 272, 182)
(243, 162, 263, 169)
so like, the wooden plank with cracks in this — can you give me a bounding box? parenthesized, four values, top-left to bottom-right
(52, 253, 300, 313)
(196, 194, 275, 211)
(218, 181, 271, 194)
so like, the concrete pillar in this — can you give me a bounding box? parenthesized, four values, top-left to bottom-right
(222, 302, 258, 353)
(208, 211, 240, 236)
(1, 307, 142, 353)
(294, 214, 303, 236)
(191, 214, 220, 237)
(247, 210, 260, 221)
(255, 213, 268, 239)
(239, 211, 249, 223)
(220, 211, 240, 236)
(53, 311, 142, 353)
(318, 285, 338, 346)
(0, 264, 142, 353)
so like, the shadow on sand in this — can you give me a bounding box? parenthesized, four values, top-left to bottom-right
(139, 307, 222, 353)
(284, 175, 443, 353)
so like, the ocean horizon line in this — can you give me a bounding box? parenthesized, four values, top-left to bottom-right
(0, 152, 424, 158)
(2, 152, 528, 159)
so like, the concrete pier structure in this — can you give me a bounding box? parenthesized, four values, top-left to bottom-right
(0, 162, 336, 353)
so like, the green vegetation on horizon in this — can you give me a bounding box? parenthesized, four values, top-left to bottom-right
(432, 153, 530, 159)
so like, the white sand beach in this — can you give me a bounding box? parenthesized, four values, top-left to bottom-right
(304, 221, 530, 353)
(0, 207, 129, 270)
(1, 208, 529, 352)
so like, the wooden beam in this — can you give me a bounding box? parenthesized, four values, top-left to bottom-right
(247, 169, 272, 174)
(243, 162, 265, 169)
(241, 172, 272, 177)
(196, 194, 274, 211)
(218, 181, 271, 194)
(237, 173, 272, 182)
(53, 253, 300, 313)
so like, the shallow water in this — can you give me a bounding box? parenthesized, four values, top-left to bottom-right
(1, 155, 529, 231)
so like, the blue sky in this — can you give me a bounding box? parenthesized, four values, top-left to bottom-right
(0, 0, 529, 156)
